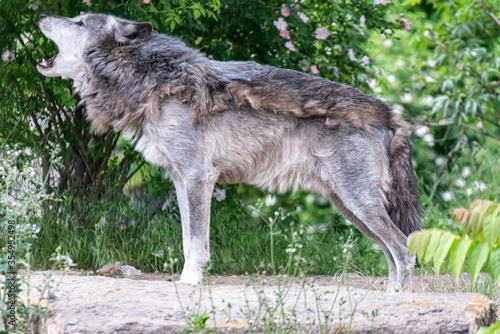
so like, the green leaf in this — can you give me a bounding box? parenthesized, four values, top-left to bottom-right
(408, 232, 418, 254)
(476, 319, 500, 334)
(414, 231, 431, 264)
(432, 232, 457, 274)
(150, 18, 159, 30)
(468, 242, 489, 285)
(489, 248, 500, 283)
(424, 229, 443, 263)
(449, 237, 473, 282)
(483, 207, 500, 247)
(471, 202, 497, 240)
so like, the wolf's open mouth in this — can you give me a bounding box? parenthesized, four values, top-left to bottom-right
(39, 56, 55, 69)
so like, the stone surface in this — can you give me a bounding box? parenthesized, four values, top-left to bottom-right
(20, 273, 498, 333)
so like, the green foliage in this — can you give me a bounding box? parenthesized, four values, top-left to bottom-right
(477, 320, 500, 334)
(31, 183, 385, 276)
(182, 313, 213, 333)
(0, 146, 59, 333)
(408, 199, 500, 285)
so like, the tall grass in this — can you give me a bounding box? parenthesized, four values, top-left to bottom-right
(31, 179, 386, 276)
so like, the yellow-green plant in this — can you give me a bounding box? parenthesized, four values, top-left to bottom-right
(409, 199, 500, 333)
(408, 199, 500, 286)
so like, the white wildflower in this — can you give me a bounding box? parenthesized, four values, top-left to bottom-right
(401, 93, 412, 104)
(425, 96, 434, 106)
(442, 191, 453, 202)
(265, 194, 277, 206)
(414, 125, 429, 137)
(434, 157, 445, 166)
(360, 15, 366, 28)
(473, 181, 487, 192)
(461, 167, 471, 179)
(423, 133, 435, 146)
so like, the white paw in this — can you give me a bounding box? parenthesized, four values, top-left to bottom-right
(177, 271, 202, 285)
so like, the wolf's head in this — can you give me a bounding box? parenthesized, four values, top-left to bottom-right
(37, 13, 153, 80)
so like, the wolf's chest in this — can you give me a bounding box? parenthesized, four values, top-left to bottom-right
(129, 100, 201, 172)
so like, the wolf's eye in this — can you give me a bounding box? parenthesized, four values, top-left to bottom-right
(75, 21, 85, 27)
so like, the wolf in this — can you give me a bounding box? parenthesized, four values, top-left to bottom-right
(37, 13, 421, 291)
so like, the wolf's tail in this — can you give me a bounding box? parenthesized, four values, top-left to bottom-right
(386, 114, 422, 237)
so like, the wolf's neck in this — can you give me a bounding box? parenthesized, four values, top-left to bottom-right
(73, 68, 92, 93)
(75, 66, 161, 135)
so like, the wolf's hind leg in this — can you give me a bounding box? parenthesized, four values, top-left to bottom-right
(336, 199, 412, 291)
(335, 195, 412, 291)
(323, 140, 413, 291)
(171, 171, 215, 285)
(329, 194, 397, 288)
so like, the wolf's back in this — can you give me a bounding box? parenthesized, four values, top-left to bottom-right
(386, 114, 422, 236)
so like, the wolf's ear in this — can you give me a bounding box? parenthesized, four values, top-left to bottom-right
(115, 22, 153, 44)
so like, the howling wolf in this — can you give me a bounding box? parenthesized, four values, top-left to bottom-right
(37, 13, 421, 290)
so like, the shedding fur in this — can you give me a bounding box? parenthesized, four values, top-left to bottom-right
(66, 14, 391, 134)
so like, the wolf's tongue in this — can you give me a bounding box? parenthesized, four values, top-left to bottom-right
(39, 57, 55, 68)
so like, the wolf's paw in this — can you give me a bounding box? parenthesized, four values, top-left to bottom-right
(177, 271, 203, 285)
(386, 277, 413, 293)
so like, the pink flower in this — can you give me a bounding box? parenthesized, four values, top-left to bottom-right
(400, 18, 410, 30)
(285, 41, 296, 51)
(227, 41, 233, 50)
(144, 0, 151, 3)
(315, 27, 329, 40)
(281, 5, 290, 17)
(280, 29, 290, 40)
(298, 11, 309, 23)
(362, 56, 369, 65)
(273, 17, 288, 31)
(82, 0, 91, 6)
(2, 50, 14, 62)
(80, 11, 85, 16)
(311, 65, 319, 74)
(208, 55, 213, 59)
(348, 48, 357, 61)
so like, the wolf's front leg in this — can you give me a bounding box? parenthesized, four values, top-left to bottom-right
(171, 172, 215, 284)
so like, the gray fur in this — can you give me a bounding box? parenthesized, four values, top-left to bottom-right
(37, 13, 421, 291)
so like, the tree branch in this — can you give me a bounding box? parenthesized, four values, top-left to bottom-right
(481, 0, 500, 28)
(461, 123, 500, 142)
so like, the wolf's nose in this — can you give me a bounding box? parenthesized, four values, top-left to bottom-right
(40, 12, 49, 20)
